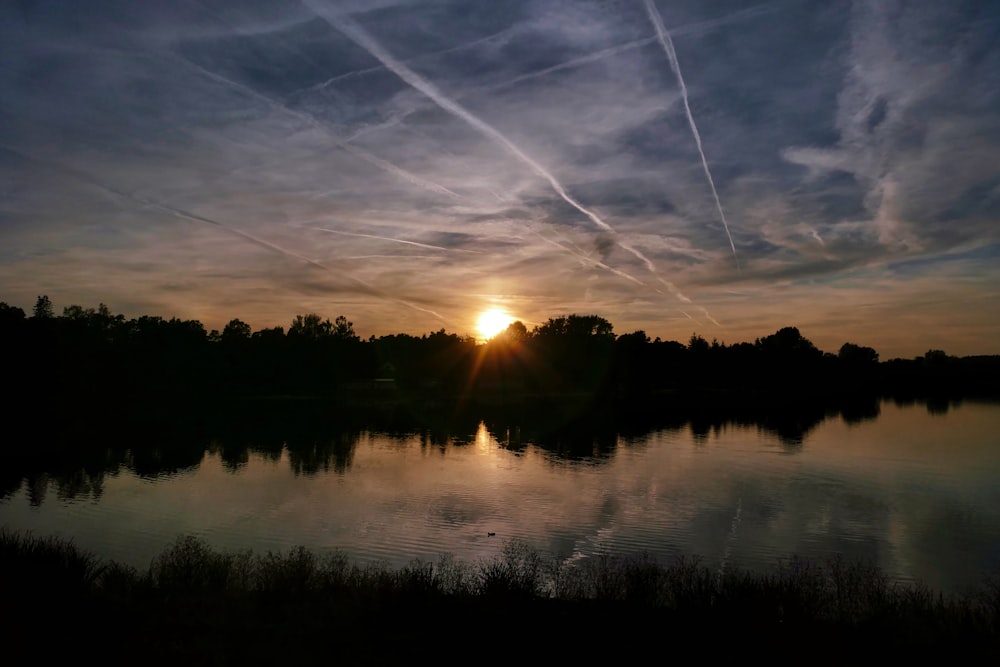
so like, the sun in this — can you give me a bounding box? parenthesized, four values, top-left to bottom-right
(476, 308, 514, 340)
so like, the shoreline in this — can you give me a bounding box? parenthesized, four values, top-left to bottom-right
(3, 529, 998, 662)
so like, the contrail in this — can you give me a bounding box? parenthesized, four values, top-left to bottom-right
(319, 10, 614, 232)
(496, 36, 657, 92)
(343, 112, 407, 143)
(618, 240, 657, 273)
(657, 277, 692, 303)
(150, 203, 330, 270)
(342, 254, 432, 260)
(290, 24, 522, 99)
(527, 212, 712, 317)
(0, 143, 328, 270)
(164, 51, 463, 200)
(131, 203, 452, 321)
(497, 3, 777, 92)
(532, 231, 646, 286)
(325, 42, 645, 149)
(390, 299, 446, 321)
(697, 306, 722, 328)
(305, 4, 664, 272)
(194, 2, 329, 75)
(659, 278, 721, 330)
(304, 225, 481, 253)
(643, 0, 740, 271)
(0, 143, 451, 322)
(130, 201, 450, 321)
(141, 203, 450, 320)
(303, 2, 733, 325)
(301, 2, 719, 318)
(321, 3, 781, 139)
(73, 45, 461, 200)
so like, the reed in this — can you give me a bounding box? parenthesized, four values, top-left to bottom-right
(2, 527, 997, 655)
(0, 527, 104, 594)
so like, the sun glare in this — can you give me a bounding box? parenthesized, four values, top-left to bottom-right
(476, 309, 514, 340)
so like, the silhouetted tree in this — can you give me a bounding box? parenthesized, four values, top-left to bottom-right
(333, 315, 358, 341)
(501, 320, 529, 343)
(614, 330, 651, 395)
(757, 327, 819, 358)
(839, 342, 879, 365)
(222, 318, 252, 342)
(0, 302, 26, 326)
(535, 314, 614, 340)
(289, 313, 333, 340)
(528, 315, 616, 393)
(688, 334, 710, 355)
(252, 326, 285, 341)
(5, 294, 997, 413)
(923, 349, 951, 366)
(32, 295, 53, 319)
(751, 327, 823, 391)
(62, 304, 91, 320)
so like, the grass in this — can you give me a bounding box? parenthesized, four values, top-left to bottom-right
(2, 528, 998, 663)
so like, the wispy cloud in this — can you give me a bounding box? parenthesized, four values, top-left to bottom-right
(299, 224, 481, 254)
(304, 3, 666, 276)
(0, 0, 996, 353)
(643, 0, 739, 271)
(169, 51, 463, 201)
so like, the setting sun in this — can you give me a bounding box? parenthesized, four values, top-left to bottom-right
(476, 309, 514, 340)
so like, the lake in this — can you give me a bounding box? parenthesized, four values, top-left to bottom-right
(3, 397, 999, 594)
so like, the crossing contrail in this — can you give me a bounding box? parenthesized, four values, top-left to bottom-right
(70, 46, 462, 201)
(318, 3, 781, 144)
(141, 203, 449, 320)
(643, 0, 740, 272)
(657, 277, 692, 303)
(497, 2, 777, 92)
(0, 143, 450, 322)
(323, 11, 612, 231)
(149, 203, 331, 270)
(304, 225, 480, 253)
(119, 199, 451, 320)
(300, 1, 722, 319)
(0, 143, 330, 271)
(290, 24, 522, 98)
(166, 51, 462, 200)
(532, 231, 646, 286)
(304, 2, 665, 274)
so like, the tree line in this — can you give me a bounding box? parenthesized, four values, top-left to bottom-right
(2, 296, 997, 408)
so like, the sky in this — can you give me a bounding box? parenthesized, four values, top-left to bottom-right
(1, 0, 998, 358)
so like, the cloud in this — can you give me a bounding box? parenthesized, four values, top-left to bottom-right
(643, 0, 739, 270)
(0, 0, 996, 353)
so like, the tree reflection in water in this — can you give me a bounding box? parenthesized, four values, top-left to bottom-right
(2, 393, 901, 504)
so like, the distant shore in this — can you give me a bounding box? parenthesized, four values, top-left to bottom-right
(4, 301, 999, 420)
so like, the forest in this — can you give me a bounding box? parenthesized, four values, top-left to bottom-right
(2, 296, 998, 413)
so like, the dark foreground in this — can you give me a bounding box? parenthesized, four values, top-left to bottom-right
(2, 530, 998, 665)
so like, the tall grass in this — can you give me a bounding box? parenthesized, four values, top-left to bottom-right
(2, 527, 998, 642)
(0, 527, 104, 593)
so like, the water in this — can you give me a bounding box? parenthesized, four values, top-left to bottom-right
(3, 399, 999, 594)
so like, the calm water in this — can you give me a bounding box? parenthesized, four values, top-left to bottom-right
(3, 399, 1000, 594)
